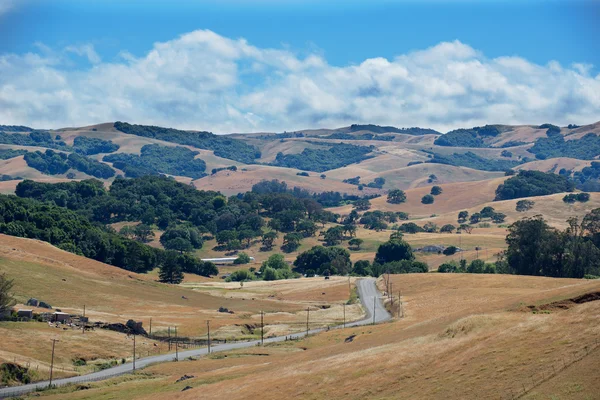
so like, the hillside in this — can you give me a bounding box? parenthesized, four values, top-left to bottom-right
(29, 274, 600, 400)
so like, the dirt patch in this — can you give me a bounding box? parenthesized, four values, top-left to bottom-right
(527, 291, 600, 312)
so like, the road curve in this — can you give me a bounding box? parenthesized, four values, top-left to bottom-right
(0, 278, 390, 398)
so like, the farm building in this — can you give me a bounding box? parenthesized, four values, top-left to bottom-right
(52, 312, 70, 323)
(16, 309, 33, 319)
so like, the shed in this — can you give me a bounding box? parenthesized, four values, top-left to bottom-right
(53, 312, 70, 323)
(17, 309, 33, 319)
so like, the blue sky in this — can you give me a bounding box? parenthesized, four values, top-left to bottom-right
(0, 0, 599, 132)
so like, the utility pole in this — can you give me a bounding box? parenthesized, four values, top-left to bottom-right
(398, 292, 401, 318)
(207, 321, 211, 353)
(149, 318, 152, 336)
(372, 296, 376, 325)
(343, 303, 346, 328)
(82, 305, 86, 335)
(49, 339, 57, 388)
(390, 283, 394, 306)
(168, 327, 171, 351)
(133, 334, 136, 370)
(306, 307, 310, 337)
(83, 305, 85, 318)
(175, 327, 178, 360)
(260, 311, 264, 346)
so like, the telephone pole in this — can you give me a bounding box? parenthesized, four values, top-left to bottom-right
(343, 303, 346, 328)
(372, 296, 376, 325)
(207, 321, 211, 353)
(168, 327, 171, 351)
(149, 318, 152, 336)
(306, 307, 310, 337)
(260, 311, 264, 346)
(49, 339, 57, 388)
(390, 283, 394, 306)
(133, 334, 136, 370)
(174, 327, 178, 360)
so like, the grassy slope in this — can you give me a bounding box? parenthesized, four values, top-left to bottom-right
(30, 274, 600, 400)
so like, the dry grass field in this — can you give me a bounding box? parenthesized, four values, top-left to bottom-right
(26, 274, 600, 400)
(0, 234, 363, 379)
(192, 164, 380, 196)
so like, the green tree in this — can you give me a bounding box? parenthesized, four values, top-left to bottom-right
(430, 186, 443, 196)
(467, 259, 485, 274)
(515, 200, 535, 212)
(440, 224, 456, 233)
(352, 260, 372, 276)
(133, 224, 154, 243)
(234, 252, 251, 265)
(354, 199, 371, 211)
(387, 189, 407, 204)
(261, 231, 278, 251)
(443, 246, 457, 256)
(0, 274, 15, 316)
(374, 239, 414, 265)
(421, 194, 434, 204)
(293, 246, 352, 276)
(348, 238, 363, 250)
(159, 252, 184, 284)
(282, 233, 302, 253)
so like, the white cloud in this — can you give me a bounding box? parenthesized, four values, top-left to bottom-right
(0, 29, 599, 133)
(65, 44, 102, 64)
(0, 0, 15, 16)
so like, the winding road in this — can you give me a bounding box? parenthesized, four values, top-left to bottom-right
(0, 278, 390, 398)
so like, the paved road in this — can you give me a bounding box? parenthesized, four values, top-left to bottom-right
(0, 278, 390, 398)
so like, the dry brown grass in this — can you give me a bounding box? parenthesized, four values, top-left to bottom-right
(30, 274, 600, 400)
(192, 165, 380, 196)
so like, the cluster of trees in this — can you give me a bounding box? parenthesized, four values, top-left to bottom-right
(342, 176, 385, 190)
(24, 150, 115, 179)
(515, 199, 535, 212)
(0, 125, 32, 132)
(438, 259, 498, 274)
(347, 124, 440, 136)
(563, 193, 590, 204)
(428, 151, 520, 172)
(0, 131, 69, 150)
(211, 166, 237, 175)
(528, 130, 600, 160)
(572, 162, 600, 191)
(502, 212, 600, 278)
(0, 149, 27, 160)
(271, 143, 374, 172)
(358, 210, 408, 231)
(0, 175, 22, 182)
(73, 136, 119, 155)
(322, 132, 395, 141)
(251, 179, 369, 208)
(433, 125, 502, 147)
(103, 144, 207, 179)
(494, 170, 575, 200)
(226, 254, 296, 282)
(114, 121, 260, 163)
(0, 194, 216, 280)
(459, 206, 506, 225)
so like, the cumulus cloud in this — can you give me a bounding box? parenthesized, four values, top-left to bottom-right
(0, 30, 599, 132)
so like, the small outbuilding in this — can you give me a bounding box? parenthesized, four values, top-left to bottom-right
(52, 312, 70, 323)
(17, 309, 33, 319)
